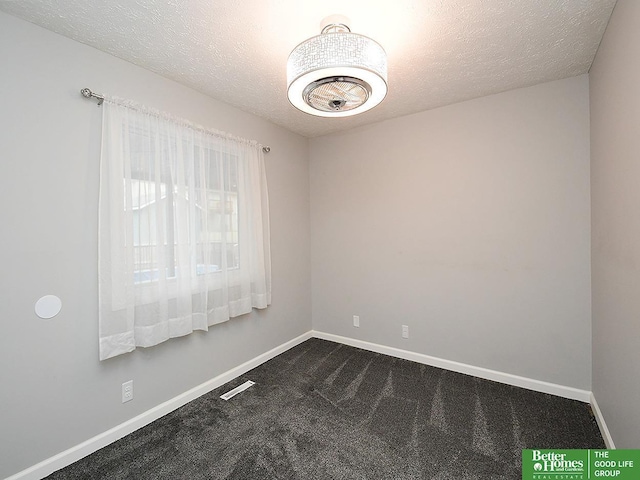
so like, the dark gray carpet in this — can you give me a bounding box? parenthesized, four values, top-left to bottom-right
(46, 338, 604, 479)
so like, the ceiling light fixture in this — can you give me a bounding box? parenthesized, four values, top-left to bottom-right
(287, 15, 388, 117)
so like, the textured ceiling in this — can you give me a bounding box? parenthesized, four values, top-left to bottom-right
(0, 0, 617, 138)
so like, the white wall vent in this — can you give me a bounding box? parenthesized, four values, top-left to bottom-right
(220, 380, 255, 401)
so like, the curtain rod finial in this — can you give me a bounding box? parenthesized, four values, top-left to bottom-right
(81, 87, 104, 105)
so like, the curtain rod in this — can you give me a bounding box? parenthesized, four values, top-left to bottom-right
(80, 88, 271, 153)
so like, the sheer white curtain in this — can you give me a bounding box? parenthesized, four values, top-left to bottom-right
(98, 98, 271, 361)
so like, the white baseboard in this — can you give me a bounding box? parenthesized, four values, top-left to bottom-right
(312, 331, 592, 403)
(7, 331, 313, 480)
(590, 393, 615, 449)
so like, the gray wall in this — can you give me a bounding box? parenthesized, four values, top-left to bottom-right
(0, 12, 310, 478)
(310, 76, 592, 389)
(590, 0, 640, 449)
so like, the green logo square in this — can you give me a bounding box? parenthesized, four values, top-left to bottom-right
(523, 449, 587, 479)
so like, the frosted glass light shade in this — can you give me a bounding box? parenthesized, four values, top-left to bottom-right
(287, 32, 388, 117)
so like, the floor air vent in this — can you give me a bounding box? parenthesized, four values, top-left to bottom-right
(220, 380, 255, 401)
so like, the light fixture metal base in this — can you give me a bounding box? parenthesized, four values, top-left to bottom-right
(320, 15, 351, 32)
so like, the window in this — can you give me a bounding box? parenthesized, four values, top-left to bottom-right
(130, 148, 240, 284)
(98, 99, 271, 361)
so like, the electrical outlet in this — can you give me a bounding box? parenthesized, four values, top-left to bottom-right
(353, 315, 360, 327)
(402, 325, 409, 339)
(122, 380, 134, 403)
